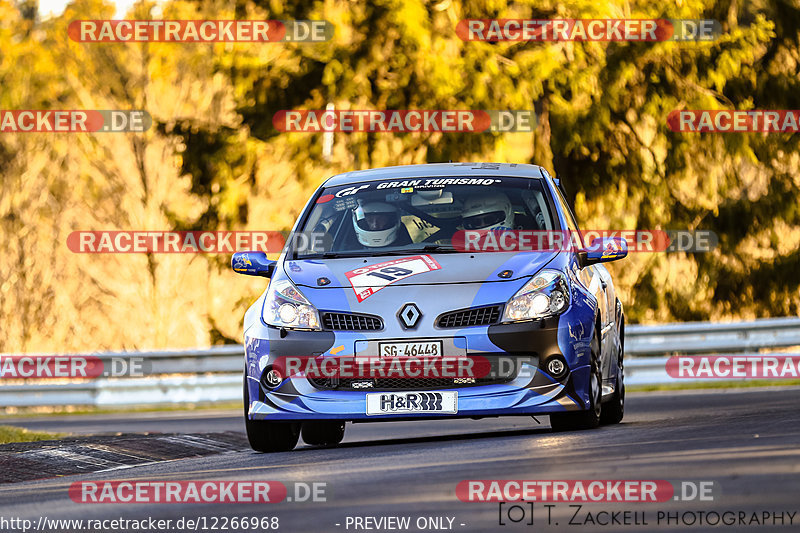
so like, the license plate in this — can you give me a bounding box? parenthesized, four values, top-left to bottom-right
(378, 340, 443, 358)
(366, 391, 458, 416)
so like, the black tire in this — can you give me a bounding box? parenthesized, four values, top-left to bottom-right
(601, 317, 625, 425)
(550, 330, 602, 431)
(243, 375, 299, 452)
(301, 421, 346, 446)
(600, 363, 624, 425)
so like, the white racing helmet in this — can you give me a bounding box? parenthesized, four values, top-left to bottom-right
(353, 202, 401, 247)
(462, 193, 514, 230)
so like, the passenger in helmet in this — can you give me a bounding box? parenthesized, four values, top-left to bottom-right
(462, 193, 515, 230)
(352, 202, 401, 247)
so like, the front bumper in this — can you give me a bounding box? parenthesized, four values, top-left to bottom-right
(247, 363, 588, 421)
(244, 312, 596, 421)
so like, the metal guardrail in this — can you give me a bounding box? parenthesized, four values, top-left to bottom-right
(1, 317, 798, 407)
(0, 374, 242, 408)
(626, 317, 800, 356)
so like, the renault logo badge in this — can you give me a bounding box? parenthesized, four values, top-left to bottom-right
(398, 303, 422, 329)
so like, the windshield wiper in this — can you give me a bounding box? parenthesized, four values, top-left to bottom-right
(298, 244, 461, 260)
(420, 244, 458, 252)
(349, 245, 462, 258)
(300, 251, 368, 259)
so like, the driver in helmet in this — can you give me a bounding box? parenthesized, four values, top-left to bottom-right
(352, 202, 401, 247)
(461, 193, 515, 230)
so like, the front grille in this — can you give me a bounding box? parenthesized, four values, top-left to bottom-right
(307, 355, 519, 391)
(437, 305, 502, 328)
(322, 312, 383, 331)
(308, 377, 496, 390)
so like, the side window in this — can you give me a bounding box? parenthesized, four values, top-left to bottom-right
(552, 182, 581, 234)
(551, 181, 585, 256)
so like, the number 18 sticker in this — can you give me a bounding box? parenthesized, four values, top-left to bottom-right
(345, 255, 441, 302)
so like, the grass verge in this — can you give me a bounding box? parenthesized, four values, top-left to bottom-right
(1, 401, 242, 418)
(0, 425, 65, 444)
(629, 379, 800, 392)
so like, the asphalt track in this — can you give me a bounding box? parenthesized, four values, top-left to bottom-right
(1, 387, 799, 532)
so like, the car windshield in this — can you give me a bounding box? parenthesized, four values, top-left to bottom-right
(295, 176, 556, 258)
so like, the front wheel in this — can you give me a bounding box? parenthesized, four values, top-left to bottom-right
(601, 363, 624, 425)
(243, 375, 300, 452)
(550, 331, 602, 431)
(601, 318, 625, 425)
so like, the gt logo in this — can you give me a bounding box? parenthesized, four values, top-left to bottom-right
(335, 184, 370, 197)
(380, 392, 443, 411)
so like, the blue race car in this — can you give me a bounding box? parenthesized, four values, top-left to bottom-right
(233, 163, 627, 452)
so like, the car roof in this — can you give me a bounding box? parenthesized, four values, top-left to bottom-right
(323, 163, 547, 187)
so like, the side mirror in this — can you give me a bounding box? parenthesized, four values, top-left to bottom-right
(580, 237, 628, 267)
(231, 251, 276, 277)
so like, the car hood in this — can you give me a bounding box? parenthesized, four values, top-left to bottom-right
(283, 251, 559, 289)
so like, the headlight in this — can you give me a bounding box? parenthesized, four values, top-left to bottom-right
(263, 279, 321, 330)
(502, 269, 570, 322)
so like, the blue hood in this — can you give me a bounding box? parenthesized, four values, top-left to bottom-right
(283, 251, 559, 289)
